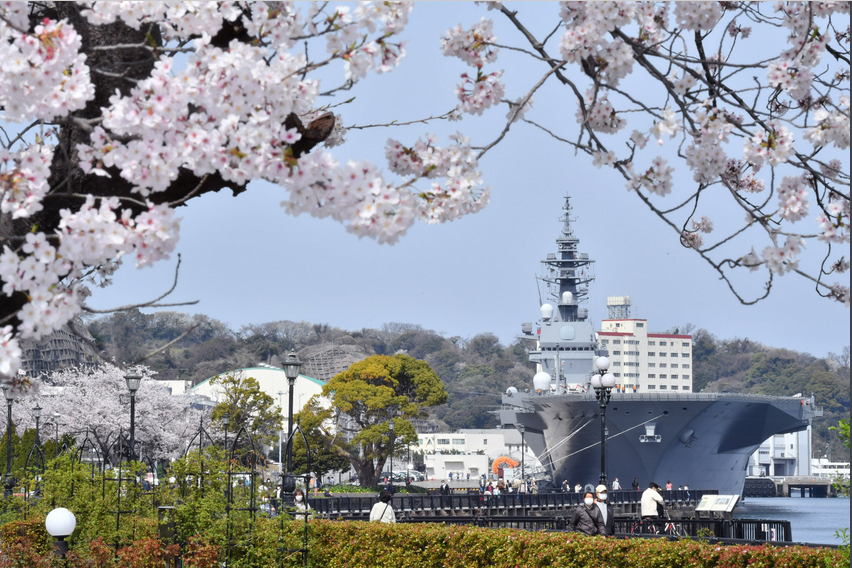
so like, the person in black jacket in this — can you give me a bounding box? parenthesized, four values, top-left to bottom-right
(594, 484, 614, 536)
(568, 491, 606, 536)
(439, 479, 451, 508)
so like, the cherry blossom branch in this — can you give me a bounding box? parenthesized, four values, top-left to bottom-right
(128, 323, 201, 367)
(81, 254, 197, 314)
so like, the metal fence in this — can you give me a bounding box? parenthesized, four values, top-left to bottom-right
(309, 489, 717, 516)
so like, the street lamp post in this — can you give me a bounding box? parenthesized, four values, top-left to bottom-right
(388, 420, 395, 486)
(277, 391, 284, 476)
(223, 413, 230, 451)
(3, 386, 15, 498)
(124, 369, 142, 461)
(517, 424, 526, 485)
(281, 352, 302, 494)
(52, 413, 60, 459)
(591, 356, 616, 487)
(33, 404, 42, 445)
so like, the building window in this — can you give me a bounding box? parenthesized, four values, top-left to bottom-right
(660, 374, 667, 379)
(671, 364, 678, 368)
(648, 363, 655, 368)
(682, 342, 689, 347)
(660, 341, 667, 346)
(602, 339, 609, 344)
(660, 363, 667, 368)
(682, 364, 690, 369)
(613, 373, 621, 377)
(483, 439, 488, 445)
(648, 374, 656, 378)
(438, 439, 450, 445)
(683, 375, 690, 380)
(671, 353, 678, 357)
(613, 361, 621, 366)
(648, 385, 656, 390)
(615, 323, 621, 327)
(637, 323, 644, 327)
(671, 385, 679, 390)
(625, 362, 639, 367)
(626, 351, 640, 355)
(683, 386, 690, 391)
(453, 439, 465, 445)
(682, 353, 690, 358)
(671, 374, 678, 379)
(648, 352, 656, 357)
(626, 340, 640, 345)
(613, 340, 621, 344)
(659, 353, 666, 357)
(660, 385, 667, 390)
(648, 341, 656, 346)
(612, 350, 621, 355)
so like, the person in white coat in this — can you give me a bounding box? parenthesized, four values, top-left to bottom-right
(369, 490, 396, 523)
(640, 482, 666, 533)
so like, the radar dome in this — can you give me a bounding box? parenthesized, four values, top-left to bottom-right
(562, 291, 573, 304)
(540, 304, 554, 320)
(506, 387, 518, 395)
(533, 372, 551, 392)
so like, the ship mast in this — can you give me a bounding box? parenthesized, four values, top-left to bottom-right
(538, 195, 595, 322)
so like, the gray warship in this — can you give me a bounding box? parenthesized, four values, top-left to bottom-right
(499, 196, 822, 495)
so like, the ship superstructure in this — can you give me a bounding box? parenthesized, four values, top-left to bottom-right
(501, 195, 822, 495)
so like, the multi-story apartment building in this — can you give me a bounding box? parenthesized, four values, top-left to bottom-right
(597, 298, 694, 393)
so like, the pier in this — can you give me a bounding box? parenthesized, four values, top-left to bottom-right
(743, 476, 838, 498)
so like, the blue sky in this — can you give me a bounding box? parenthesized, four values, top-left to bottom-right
(87, 3, 850, 358)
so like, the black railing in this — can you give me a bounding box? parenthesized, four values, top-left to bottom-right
(309, 489, 717, 516)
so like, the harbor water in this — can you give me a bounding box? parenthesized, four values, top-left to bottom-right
(734, 496, 850, 545)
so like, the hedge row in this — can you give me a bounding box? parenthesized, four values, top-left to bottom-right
(307, 522, 848, 568)
(1, 518, 847, 568)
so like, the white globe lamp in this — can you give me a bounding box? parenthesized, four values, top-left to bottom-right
(590, 374, 602, 389)
(45, 507, 76, 558)
(601, 373, 616, 388)
(594, 356, 610, 372)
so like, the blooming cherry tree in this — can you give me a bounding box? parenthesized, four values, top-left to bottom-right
(440, 1, 849, 308)
(1, 1, 850, 389)
(14, 364, 199, 461)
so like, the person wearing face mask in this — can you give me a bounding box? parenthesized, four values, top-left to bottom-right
(369, 490, 396, 523)
(292, 488, 312, 521)
(594, 484, 614, 536)
(568, 491, 605, 536)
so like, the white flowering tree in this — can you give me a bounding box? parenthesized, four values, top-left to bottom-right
(0, 2, 849, 388)
(13, 364, 199, 461)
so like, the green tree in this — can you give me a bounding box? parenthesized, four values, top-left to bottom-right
(210, 373, 282, 451)
(298, 354, 447, 486)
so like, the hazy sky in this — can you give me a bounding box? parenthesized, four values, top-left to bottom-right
(88, 3, 850, 358)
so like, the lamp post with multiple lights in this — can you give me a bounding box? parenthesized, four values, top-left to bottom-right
(591, 356, 616, 487)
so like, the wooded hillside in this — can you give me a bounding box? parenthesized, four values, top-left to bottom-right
(84, 311, 850, 459)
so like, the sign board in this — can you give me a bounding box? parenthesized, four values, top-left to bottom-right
(695, 494, 740, 513)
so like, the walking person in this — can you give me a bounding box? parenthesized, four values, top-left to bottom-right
(568, 491, 606, 536)
(574, 482, 582, 493)
(369, 490, 396, 523)
(439, 478, 451, 509)
(292, 488, 313, 521)
(631, 477, 640, 491)
(666, 480, 673, 490)
(641, 482, 666, 534)
(562, 479, 569, 493)
(612, 477, 621, 491)
(595, 484, 615, 536)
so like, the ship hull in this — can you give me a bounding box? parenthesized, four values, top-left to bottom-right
(501, 392, 816, 495)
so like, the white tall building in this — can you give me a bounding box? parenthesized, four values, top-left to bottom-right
(747, 427, 812, 477)
(598, 319, 693, 393)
